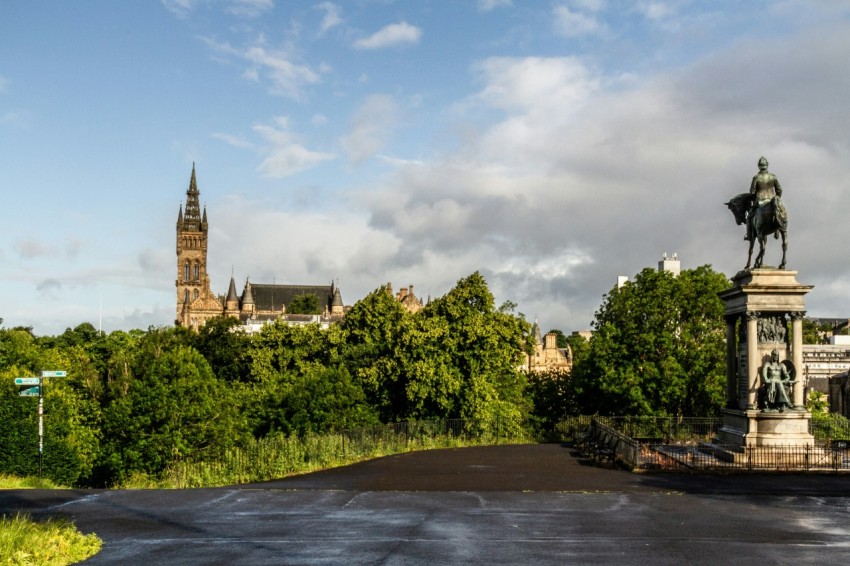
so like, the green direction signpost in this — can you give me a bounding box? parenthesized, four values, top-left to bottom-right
(13, 370, 66, 479)
(41, 371, 67, 378)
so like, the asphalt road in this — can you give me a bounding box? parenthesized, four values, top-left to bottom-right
(3, 444, 850, 564)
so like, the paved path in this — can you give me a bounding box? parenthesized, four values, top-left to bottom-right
(2, 444, 850, 564)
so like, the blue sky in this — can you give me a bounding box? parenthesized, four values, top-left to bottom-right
(2, 0, 850, 336)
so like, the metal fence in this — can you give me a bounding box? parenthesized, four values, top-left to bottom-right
(561, 415, 850, 472)
(638, 441, 850, 472)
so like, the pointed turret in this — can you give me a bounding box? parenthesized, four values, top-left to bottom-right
(241, 279, 255, 315)
(177, 203, 184, 228)
(531, 321, 543, 345)
(202, 206, 208, 229)
(225, 275, 239, 313)
(331, 286, 344, 315)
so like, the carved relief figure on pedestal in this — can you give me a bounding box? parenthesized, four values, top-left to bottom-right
(757, 314, 787, 344)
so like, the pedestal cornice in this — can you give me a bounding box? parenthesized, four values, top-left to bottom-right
(718, 269, 813, 316)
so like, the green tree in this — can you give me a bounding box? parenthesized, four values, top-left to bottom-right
(526, 369, 579, 434)
(340, 287, 408, 420)
(0, 329, 102, 485)
(246, 321, 347, 436)
(0, 327, 42, 371)
(276, 366, 379, 435)
(341, 274, 532, 430)
(99, 334, 245, 484)
(802, 318, 832, 345)
(288, 294, 321, 314)
(574, 265, 729, 417)
(193, 315, 251, 383)
(565, 332, 590, 368)
(419, 272, 532, 429)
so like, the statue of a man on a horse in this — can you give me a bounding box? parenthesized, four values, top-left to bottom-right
(726, 156, 788, 270)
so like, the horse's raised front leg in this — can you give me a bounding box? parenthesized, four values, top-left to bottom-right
(779, 230, 787, 269)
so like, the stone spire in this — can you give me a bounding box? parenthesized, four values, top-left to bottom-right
(241, 279, 255, 315)
(531, 320, 543, 345)
(331, 286, 344, 315)
(183, 163, 202, 231)
(225, 274, 239, 313)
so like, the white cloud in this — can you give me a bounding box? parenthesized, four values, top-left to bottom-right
(203, 36, 321, 98)
(213, 116, 335, 177)
(472, 56, 597, 113)
(208, 196, 403, 295)
(37, 278, 63, 298)
(340, 94, 400, 164)
(1, 110, 31, 129)
(350, 22, 850, 333)
(316, 2, 343, 34)
(353, 21, 422, 50)
(15, 238, 52, 259)
(252, 116, 335, 178)
(552, 3, 606, 38)
(573, 0, 604, 11)
(161, 0, 195, 18)
(225, 0, 274, 18)
(138, 248, 172, 274)
(477, 0, 512, 12)
(212, 132, 257, 150)
(162, 0, 272, 18)
(637, 1, 674, 21)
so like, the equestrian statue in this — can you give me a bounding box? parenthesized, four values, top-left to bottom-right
(726, 156, 788, 270)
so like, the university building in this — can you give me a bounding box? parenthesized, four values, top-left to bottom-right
(175, 166, 345, 330)
(525, 322, 573, 373)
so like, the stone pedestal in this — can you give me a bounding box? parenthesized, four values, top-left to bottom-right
(715, 269, 815, 447)
(718, 408, 814, 447)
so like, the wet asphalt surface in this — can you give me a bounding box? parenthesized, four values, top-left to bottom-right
(3, 444, 850, 564)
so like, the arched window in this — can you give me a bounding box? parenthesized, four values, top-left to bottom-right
(193, 289, 199, 301)
(184, 289, 189, 303)
(194, 262, 200, 281)
(183, 262, 190, 282)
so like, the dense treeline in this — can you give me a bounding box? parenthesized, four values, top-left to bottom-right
(0, 272, 535, 486)
(572, 266, 730, 417)
(0, 267, 734, 486)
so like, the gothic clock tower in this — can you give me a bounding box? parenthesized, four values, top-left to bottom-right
(175, 165, 222, 327)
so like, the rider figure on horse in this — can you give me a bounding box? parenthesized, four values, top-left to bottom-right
(747, 156, 787, 242)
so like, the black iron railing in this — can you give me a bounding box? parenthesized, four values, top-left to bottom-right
(560, 415, 850, 472)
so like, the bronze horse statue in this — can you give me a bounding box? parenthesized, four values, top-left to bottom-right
(726, 193, 787, 270)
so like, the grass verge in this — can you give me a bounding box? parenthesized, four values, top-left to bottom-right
(123, 420, 535, 488)
(0, 475, 65, 490)
(0, 513, 101, 565)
